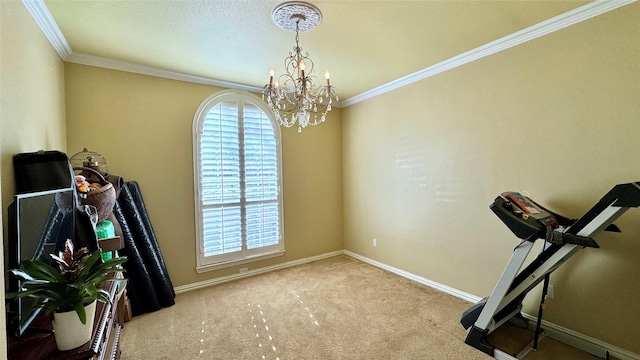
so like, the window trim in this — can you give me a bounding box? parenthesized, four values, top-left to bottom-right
(192, 90, 284, 273)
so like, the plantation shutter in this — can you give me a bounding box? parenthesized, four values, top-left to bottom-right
(243, 102, 280, 251)
(201, 101, 242, 256)
(196, 92, 283, 267)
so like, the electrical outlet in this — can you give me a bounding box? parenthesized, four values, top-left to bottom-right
(373, 238, 377, 247)
(547, 285, 555, 299)
(239, 267, 248, 273)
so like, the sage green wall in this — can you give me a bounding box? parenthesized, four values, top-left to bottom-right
(63, 64, 344, 287)
(1, 1, 68, 356)
(343, 3, 640, 354)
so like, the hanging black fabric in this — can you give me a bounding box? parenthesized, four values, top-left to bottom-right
(113, 181, 175, 316)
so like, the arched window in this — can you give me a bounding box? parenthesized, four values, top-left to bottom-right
(193, 90, 284, 272)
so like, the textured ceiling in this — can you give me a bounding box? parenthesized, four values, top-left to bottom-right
(43, 0, 591, 100)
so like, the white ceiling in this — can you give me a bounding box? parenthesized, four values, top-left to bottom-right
(41, 0, 598, 101)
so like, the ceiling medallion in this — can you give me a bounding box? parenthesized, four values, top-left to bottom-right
(272, 1, 322, 32)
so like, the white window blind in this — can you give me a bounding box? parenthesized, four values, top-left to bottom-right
(193, 91, 283, 270)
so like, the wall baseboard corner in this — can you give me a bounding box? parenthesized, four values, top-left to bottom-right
(343, 250, 640, 360)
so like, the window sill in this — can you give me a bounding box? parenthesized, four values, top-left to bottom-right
(196, 250, 286, 273)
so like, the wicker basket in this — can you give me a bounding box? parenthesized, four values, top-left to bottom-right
(74, 167, 116, 222)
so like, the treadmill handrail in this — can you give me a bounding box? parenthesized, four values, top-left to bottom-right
(463, 181, 640, 359)
(567, 182, 640, 234)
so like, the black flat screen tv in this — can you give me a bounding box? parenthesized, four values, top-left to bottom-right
(6, 187, 76, 336)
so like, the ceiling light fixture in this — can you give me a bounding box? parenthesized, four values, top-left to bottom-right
(262, 1, 338, 133)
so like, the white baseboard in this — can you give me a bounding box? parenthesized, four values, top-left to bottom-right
(343, 250, 640, 360)
(173, 249, 639, 359)
(521, 314, 640, 360)
(343, 250, 482, 303)
(174, 250, 344, 294)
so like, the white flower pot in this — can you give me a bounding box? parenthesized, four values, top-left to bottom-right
(51, 301, 97, 351)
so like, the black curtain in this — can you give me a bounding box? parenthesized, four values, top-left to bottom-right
(112, 181, 175, 316)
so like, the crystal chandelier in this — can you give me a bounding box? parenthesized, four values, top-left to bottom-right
(262, 1, 338, 133)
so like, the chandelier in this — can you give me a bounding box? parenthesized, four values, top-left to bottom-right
(262, 1, 338, 133)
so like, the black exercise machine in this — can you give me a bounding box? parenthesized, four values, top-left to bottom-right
(461, 182, 640, 359)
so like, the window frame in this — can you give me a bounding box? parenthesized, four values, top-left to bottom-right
(192, 90, 284, 273)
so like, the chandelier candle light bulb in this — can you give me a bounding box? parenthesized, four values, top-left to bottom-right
(262, 1, 338, 133)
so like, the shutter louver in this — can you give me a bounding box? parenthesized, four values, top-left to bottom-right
(197, 96, 282, 262)
(244, 102, 279, 250)
(203, 206, 242, 256)
(246, 203, 280, 249)
(201, 101, 242, 256)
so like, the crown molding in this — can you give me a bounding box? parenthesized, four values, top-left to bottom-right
(23, 0, 635, 107)
(340, 0, 637, 107)
(66, 52, 264, 93)
(21, 0, 71, 60)
(66, 53, 344, 107)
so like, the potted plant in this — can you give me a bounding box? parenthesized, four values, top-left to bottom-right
(6, 239, 127, 350)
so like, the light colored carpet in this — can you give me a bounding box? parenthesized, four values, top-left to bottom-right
(120, 255, 602, 359)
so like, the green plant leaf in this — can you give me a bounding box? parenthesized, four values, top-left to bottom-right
(7, 244, 127, 326)
(21, 259, 65, 282)
(8, 268, 36, 282)
(96, 289, 112, 305)
(71, 300, 87, 325)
